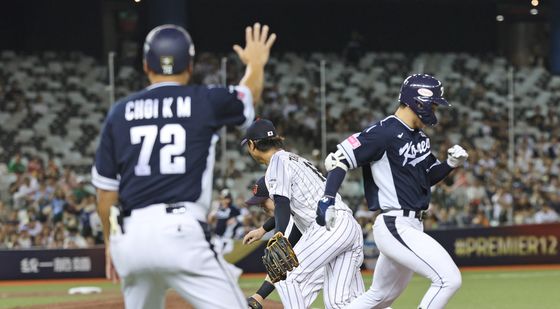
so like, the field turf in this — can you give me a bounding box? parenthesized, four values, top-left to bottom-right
(1, 266, 559, 308)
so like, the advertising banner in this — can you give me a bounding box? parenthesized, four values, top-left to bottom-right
(426, 223, 560, 266)
(2, 224, 559, 279)
(0, 247, 105, 280)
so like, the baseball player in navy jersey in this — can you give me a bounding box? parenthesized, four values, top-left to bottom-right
(242, 119, 365, 309)
(209, 189, 242, 252)
(243, 176, 324, 309)
(208, 189, 244, 278)
(92, 23, 276, 309)
(318, 74, 468, 309)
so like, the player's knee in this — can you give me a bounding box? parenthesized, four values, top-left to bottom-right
(445, 271, 462, 292)
(433, 270, 461, 293)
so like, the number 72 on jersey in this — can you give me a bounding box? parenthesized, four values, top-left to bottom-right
(130, 124, 186, 176)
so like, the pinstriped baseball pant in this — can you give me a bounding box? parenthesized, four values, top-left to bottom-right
(276, 211, 365, 309)
(346, 214, 461, 309)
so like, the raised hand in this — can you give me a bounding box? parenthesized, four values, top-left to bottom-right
(233, 23, 277, 67)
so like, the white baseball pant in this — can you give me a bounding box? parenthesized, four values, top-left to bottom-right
(347, 212, 461, 309)
(110, 204, 246, 309)
(276, 210, 365, 309)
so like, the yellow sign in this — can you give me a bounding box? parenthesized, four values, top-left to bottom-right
(454, 236, 558, 257)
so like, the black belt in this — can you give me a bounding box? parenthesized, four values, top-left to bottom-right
(382, 209, 426, 221)
(117, 204, 188, 234)
(121, 203, 187, 218)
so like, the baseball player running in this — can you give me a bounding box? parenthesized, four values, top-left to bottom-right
(243, 119, 365, 309)
(243, 176, 324, 309)
(92, 23, 276, 309)
(317, 74, 468, 309)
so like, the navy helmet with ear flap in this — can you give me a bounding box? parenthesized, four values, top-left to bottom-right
(143, 24, 195, 75)
(398, 74, 450, 126)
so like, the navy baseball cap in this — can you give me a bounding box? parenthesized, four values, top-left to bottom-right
(240, 119, 277, 146)
(245, 177, 270, 205)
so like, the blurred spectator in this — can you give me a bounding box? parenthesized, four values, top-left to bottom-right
(48, 224, 65, 249)
(45, 158, 60, 179)
(64, 224, 87, 249)
(12, 177, 35, 208)
(8, 153, 26, 174)
(48, 188, 66, 220)
(533, 205, 560, 224)
(27, 156, 43, 175)
(17, 229, 32, 248)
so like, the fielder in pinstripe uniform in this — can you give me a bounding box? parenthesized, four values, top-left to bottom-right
(318, 74, 468, 309)
(242, 119, 365, 309)
(243, 176, 324, 309)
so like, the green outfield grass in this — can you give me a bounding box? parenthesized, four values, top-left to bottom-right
(0, 281, 121, 308)
(1, 268, 559, 308)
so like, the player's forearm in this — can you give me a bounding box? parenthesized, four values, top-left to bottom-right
(239, 63, 265, 104)
(96, 189, 119, 244)
(324, 167, 347, 197)
(428, 161, 454, 186)
(273, 195, 291, 234)
(262, 216, 275, 232)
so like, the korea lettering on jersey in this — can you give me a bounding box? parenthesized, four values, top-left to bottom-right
(337, 115, 440, 211)
(92, 83, 254, 213)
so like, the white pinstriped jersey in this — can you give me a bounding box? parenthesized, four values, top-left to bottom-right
(265, 150, 351, 234)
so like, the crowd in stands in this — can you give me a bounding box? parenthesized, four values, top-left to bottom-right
(0, 50, 559, 249)
(0, 155, 101, 249)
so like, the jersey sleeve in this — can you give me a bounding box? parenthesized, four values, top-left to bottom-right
(265, 155, 292, 199)
(427, 153, 453, 185)
(427, 153, 440, 171)
(91, 110, 120, 191)
(230, 206, 241, 219)
(207, 85, 254, 129)
(337, 125, 388, 169)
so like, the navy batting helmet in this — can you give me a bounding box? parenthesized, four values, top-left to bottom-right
(143, 24, 195, 75)
(398, 74, 449, 126)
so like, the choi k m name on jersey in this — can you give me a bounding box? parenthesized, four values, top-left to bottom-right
(124, 96, 192, 121)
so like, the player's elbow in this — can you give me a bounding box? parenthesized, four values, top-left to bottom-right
(324, 149, 350, 172)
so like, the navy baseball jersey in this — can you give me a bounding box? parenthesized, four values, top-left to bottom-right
(214, 205, 241, 237)
(337, 115, 440, 211)
(92, 82, 254, 211)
